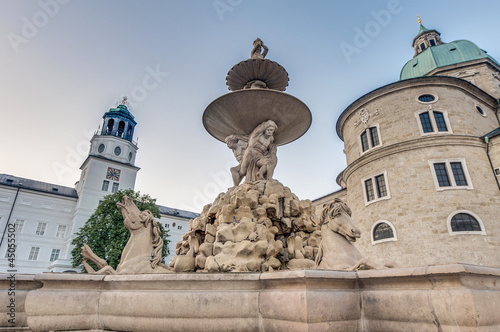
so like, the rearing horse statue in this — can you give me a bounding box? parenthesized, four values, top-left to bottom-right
(81, 196, 172, 274)
(315, 199, 383, 271)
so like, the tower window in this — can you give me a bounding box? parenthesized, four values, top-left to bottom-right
(360, 125, 382, 153)
(420, 43, 426, 51)
(429, 39, 436, 46)
(98, 144, 105, 153)
(114, 146, 121, 156)
(416, 110, 451, 135)
(117, 121, 125, 138)
(106, 119, 114, 135)
(447, 211, 485, 235)
(429, 159, 473, 191)
(476, 106, 485, 116)
(371, 221, 397, 244)
(418, 94, 435, 103)
(362, 171, 390, 205)
(102, 180, 109, 191)
(112, 182, 119, 193)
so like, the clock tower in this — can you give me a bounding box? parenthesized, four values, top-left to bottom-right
(52, 98, 141, 271)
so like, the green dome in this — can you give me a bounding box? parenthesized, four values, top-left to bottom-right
(400, 40, 499, 80)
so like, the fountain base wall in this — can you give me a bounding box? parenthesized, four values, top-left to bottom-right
(2, 264, 500, 331)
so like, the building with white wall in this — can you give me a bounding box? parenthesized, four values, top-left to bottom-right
(0, 101, 197, 274)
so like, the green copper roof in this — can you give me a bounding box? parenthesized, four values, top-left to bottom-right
(400, 39, 500, 80)
(417, 23, 430, 36)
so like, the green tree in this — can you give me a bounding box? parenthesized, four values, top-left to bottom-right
(71, 189, 169, 272)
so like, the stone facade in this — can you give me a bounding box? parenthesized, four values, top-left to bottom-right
(315, 28, 500, 268)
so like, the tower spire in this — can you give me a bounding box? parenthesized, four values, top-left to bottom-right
(417, 15, 421, 24)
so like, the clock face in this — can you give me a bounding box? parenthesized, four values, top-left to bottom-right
(106, 167, 121, 181)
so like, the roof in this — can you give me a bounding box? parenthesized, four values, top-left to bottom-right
(400, 40, 500, 80)
(157, 204, 199, 219)
(103, 104, 137, 124)
(0, 174, 78, 198)
(482, 127, 500, 139)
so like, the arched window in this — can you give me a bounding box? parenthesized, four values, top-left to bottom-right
(447, 211, 486, 235)
(106, 119, 114, 135)
(117, 121, 125, 137)
(371, 221, 397, 244)
(126, 124, 133, 140)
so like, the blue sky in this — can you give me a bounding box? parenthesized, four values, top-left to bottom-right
(1, 0, 500, 212)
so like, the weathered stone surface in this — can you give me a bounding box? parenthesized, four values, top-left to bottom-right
(10, 264, 500, 332)
(171, 179, 320, 272)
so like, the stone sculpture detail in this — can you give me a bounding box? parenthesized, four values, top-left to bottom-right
(226, 120, 278, 186)
(250, 38, 268, 59)
(315, 199, 383, 271)
(81, 196, 172, 274)
(170, 179, 323, 272)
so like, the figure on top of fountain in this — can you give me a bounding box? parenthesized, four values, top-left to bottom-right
(250, 38, 268, 59)
(227, 120, 278, 186)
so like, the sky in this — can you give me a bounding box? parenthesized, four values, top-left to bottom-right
(1, 0, 500, 213)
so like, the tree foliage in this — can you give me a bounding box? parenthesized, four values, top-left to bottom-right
(71, 189, 169, 272)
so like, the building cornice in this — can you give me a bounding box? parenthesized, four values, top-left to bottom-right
(342, 135, 485, 182)
(336, 76, 498, 141)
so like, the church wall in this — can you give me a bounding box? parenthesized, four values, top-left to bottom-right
(344, 140, 500, 268)
(335, 77, 500, 268)
(432, 61, 500, 98)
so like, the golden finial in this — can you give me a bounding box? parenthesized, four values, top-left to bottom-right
(417, 15, 422, 24)
(117, 96, 131, 109)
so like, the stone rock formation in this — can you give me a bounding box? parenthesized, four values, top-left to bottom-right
(170, 179, 322, 272)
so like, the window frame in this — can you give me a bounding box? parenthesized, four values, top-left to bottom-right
(102, 180, 110, 191)
(50, 248, 61, 262)
(362, 170, 391, 206)
(371, 220, 398, 245)
(35, 222, 47, 236)
(415, 108, 452, 136)
(14, 219, 25, 233)
(358, 124, 383, 154)
(112, 182, 119, 193)
(447, 210, 486, 236)
(56, 225, 67, 238)
(28, 247, 40, 260)
(428, 159, 473, 191)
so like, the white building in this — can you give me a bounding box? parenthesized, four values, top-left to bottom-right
(0, 102, 197, 274)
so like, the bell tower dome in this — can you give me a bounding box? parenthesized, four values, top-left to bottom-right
(412, 16, 443, 57)
(89, 97, 138, 165)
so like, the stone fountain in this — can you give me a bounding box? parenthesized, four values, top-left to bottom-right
(2, 39, 500, 332)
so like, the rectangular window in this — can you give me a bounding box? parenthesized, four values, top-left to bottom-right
(360, 125, 382, 153)
(50, 249, 60, 262)
(363, 171, 390, 205)
(360, 132, 369, 152)
(450, 162, 468, 186)
(112, 182, 119, 193)
(177, 225, 182, 230)
(375, 174, 387, 197)
(369, 127, 380, 147)
(102, 180, 109, 191)
(433, 111, 448, 132)
(36, 222, 47, 236)
(429, 39, 436, 46)
(433, 163, 451, 187)
(429, 159, 472, 190)
(29, 247, 40, 260)
(164, 223, 170, 228)
(420, 43, 426, 51)
(419, 112, 434, 133)
(417, 110, 451, 135)
(56, 225, 67, 238)
(14, 219, 24, 233)
(365, 179, 375, 201)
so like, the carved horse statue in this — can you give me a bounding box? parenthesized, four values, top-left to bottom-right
(315, 199, 383, 271)
(81, 196, 172, 274)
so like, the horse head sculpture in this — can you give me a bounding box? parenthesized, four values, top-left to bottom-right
(316, 198, 383, 271)
(81, 196, 171, 274)
(320, 198, 361, 243)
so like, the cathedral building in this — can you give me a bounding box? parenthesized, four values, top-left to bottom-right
(0, 102, 197, 274)
(314, 21, 500, 268)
